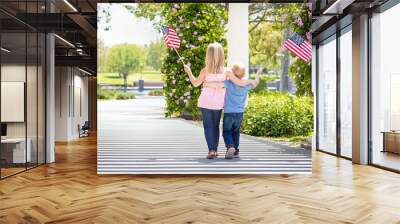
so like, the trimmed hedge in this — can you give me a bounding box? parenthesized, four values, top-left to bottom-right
(242, 91, 313, 137)
(148, 88, 164, 96)
(97, 89, 135, 100)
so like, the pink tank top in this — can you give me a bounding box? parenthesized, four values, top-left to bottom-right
(197, 72, 226, 110)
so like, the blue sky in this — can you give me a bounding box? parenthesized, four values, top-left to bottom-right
(98, 4, 160, 47)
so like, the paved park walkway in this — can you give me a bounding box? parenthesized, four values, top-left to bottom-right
(97, 96, 311, 174)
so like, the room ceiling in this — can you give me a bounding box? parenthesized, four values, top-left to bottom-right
(311, 0, 390, 43)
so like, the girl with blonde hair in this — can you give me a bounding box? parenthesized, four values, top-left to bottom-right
(184, 42, 256, 159)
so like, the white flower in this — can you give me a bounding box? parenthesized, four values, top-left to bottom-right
(179, 33, 183, 37)
(187, 96, 191, 99)
(184, 99, 188, 104)
(169, 93, 173, 97)
(172, 89, 176, 93)
(185, 77, 189, 81)
(186, 44, 189, 48)
(185, 25, 190, 29)
(182, 40, 186, 44)
(190, 44, 195, 48)
(172, 80, 176, 84)
(193, 31, 197, 35)
(192, 21, 196, 25)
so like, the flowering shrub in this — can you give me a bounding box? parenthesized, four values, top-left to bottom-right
(134, 3, 227, 117)
(242, 91, 313, 137)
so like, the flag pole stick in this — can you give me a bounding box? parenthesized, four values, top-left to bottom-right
(173, 48, 185, 65)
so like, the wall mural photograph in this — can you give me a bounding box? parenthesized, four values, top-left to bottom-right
(97, 2, 313, 174)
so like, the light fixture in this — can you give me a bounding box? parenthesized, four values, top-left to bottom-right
(63, 0, 78, 12)
(78, 67, 92, 76)
(322, 0, 355, 15)
(54, 34, 75, 48)
(1, 47, 11, 53)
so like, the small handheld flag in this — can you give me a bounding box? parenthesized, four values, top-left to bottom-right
(162, 25, 181, 48)
(161, 25, 184, 64)
(283, 33, 312, 62)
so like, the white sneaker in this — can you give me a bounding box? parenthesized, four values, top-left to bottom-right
(225, 147, 236, 159)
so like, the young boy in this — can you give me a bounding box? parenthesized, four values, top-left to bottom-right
(223, 63, 261, 159)
(204, 64, 261, 159)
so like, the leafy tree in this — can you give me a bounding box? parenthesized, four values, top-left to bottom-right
(106, 44, 145, 91)
(132, 3, 227, 117)
(249, 3, 312, 95)
(97, 38, 108, 73)
(97, 4, 112, 31)
(145, 40, 166, 70)
(249, 22, 281, 73)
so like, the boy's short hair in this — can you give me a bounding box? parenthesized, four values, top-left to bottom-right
(231, 63, 245, 79)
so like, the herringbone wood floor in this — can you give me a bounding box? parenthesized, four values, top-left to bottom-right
(1, 135, 400, 224)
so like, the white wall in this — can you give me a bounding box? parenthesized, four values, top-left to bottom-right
(227, 3, 249, 77)
(71, 73, 89, 138)
(55, 66, 70, 141)
(55, 67, 89, 141)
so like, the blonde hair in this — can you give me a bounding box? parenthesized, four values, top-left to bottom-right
(205, 42, 224, 74)
(231, 62, 245, 79)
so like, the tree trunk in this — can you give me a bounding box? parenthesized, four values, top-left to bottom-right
(280, 28, 290, 92)
(123, 73, 128, 92)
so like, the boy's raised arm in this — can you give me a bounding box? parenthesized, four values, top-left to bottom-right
(251, 68, 262, 89)
(255, 68, 262, 84)
(226, 70, 252, 87)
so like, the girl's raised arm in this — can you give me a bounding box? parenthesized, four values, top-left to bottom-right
(184, 65, 206, 87)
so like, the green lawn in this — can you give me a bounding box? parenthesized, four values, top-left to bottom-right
(249, 73, 279, 82)
(98, 70, 163, 85)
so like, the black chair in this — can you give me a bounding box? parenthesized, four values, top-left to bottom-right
(79, 121, 90, 138)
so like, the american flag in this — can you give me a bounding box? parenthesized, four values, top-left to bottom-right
(283, 33, 312, 62)
(161, 25, 181, 49)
